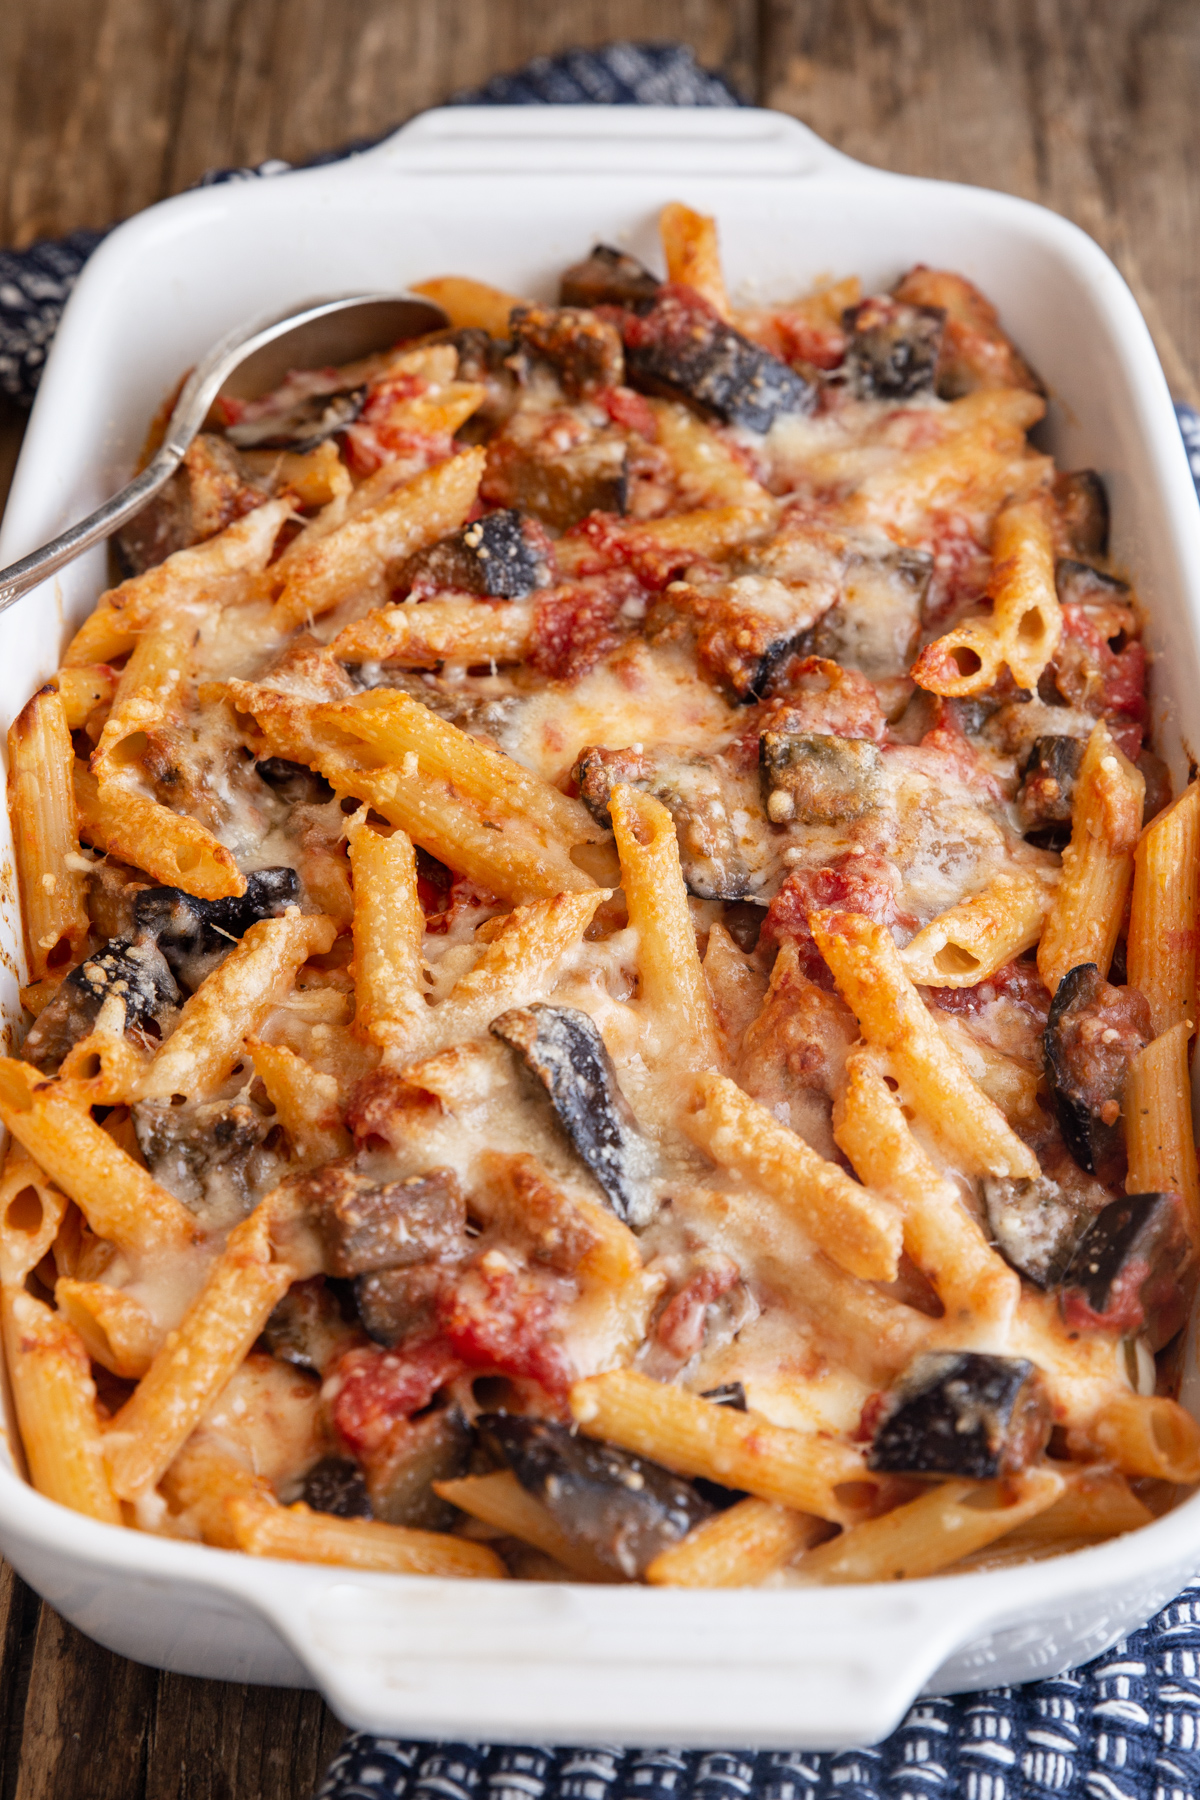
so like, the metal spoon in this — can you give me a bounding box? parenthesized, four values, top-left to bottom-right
(0, 290, 450, 616)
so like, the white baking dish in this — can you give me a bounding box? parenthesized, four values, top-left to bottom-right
(2, 104, 1200, 1751)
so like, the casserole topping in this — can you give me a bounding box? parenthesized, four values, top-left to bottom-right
(2, 202, 1194, 1586)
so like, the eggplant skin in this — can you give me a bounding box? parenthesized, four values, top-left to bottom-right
(478, 1413, 712, 1577)
(20, 936, 180, 1073)
(1017, 735, 1085, 844)
(1043, 963, 1151, 1182)
(490, 1003, 653, 1228)
(701, 1382, 748, 1411)
(301, 1456, 373, 1520)
(867, 1350, 1051, 1478)
(559, 245, 662, 312)
(1055, 558, 1130, 606)
(401, 509, 551, 601)
(842, 297, 945, 400)
(1053, 470, 1110, 559)
(133, 866, 301, 993)
(1060, 1191, 1190, 1350)
(622, 285, 816, 432)
(981, 1174, 1092, 1289)
(225, 386, 366, 454)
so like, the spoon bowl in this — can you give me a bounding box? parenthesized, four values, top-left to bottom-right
(0, 290, 449, 615)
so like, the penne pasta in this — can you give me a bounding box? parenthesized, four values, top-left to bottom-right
(0, 1059, 195, 1255)
(1038, 719, 1145, 991)
(410, 888, 607, 1059)
(899, 869, 1056, 988)
(660, 201, 732, 317)
(810, 911, 1039, 1180)
(1087, 1393, 1200, 1484)
(832, 1049, 1020, 1332)
(0, 1144, 69, 1286)
(64, 497, 291, 666)
(228, 1489, 506, 1577)
(686, 1071, 902, 1282)
(328, 599, 535, 669)
(347, 816, 427, 1052)
(8, 687, 90, 978)
(1, 1286, 122, 1523)
(570, 1369, 876, 1526)
(103, 1193, 305, 1501)
(225, 680, 597, 905)
(54, 1277, 162, 1378)
(136, 912, 337, 1102)
(910, 494, 1061, 696)
(51, 663, 117, 730)
(645, 1497, 826, 1589)
(609, 785, 722, 1079)
(319, 689, 600, 850)
(433, 1470, 616, 1582)
(1127, 781, 1200, 1036)
(89, 603, 205, 783)
(791, 1469, 1065, 1585)
(271, 447, 486, 629)
(248, 1039, 350, 1167)
(411, 276, 527, 338)
(1124, 1022, 1200, 1240)
(73, 760, 245, 901)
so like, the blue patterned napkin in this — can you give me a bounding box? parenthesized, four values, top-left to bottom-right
(3, 38, 1200, 1798)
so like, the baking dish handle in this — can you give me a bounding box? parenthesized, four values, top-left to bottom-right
(346, 105, 859, 180)
(250, 1572, 970, 1748)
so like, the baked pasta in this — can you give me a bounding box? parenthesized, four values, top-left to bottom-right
(3, 203, 1197, 1587)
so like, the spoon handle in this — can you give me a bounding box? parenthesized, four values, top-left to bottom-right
(0, 445, 181, 616)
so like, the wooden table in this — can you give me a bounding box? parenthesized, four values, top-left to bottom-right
(0, 2, 1198, 1793)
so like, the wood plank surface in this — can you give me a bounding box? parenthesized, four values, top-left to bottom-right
(0, 3, 1196, 1796)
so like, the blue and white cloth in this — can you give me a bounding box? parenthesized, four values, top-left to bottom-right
(3, 38, 1200, 1800)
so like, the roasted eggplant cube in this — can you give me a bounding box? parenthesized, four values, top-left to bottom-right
(867, 1350, 1051, 1478)
(478, 1413, 712, 1578)
(760, 733, 884, 827)
(1018, 736, 1085, 841)
(1060, 1191, 1189, 1349)
(482, 424, 628, 532)
(559, 244, 662, 311)
(367, 1408, 472, 1530)
(401, 509, 550, 600)
(226, 386, 366, 453)
(842, 298, 946, 400)
(21, 935, 180, 1072)
(263, 1277, 358, 1374)
(308, 1165, 467, 1278)
(302, 1455, 373, 1519)
(573, 744, 655, 829)
(490, 1004, 653, 1227)
(622, 286, 816, 431)
(1044, 963, 1152, 1181)
(811, 549, 932, 681)
(982, 1175, 1091, 1288)
(510, 303, 625, 399)
(134, 865, 301, 992)
(353, 1264, 446, 1348)
(1053, 470, 1110, 559)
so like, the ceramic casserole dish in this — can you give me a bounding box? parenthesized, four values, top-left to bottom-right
(1, 104, 1199, 1750)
